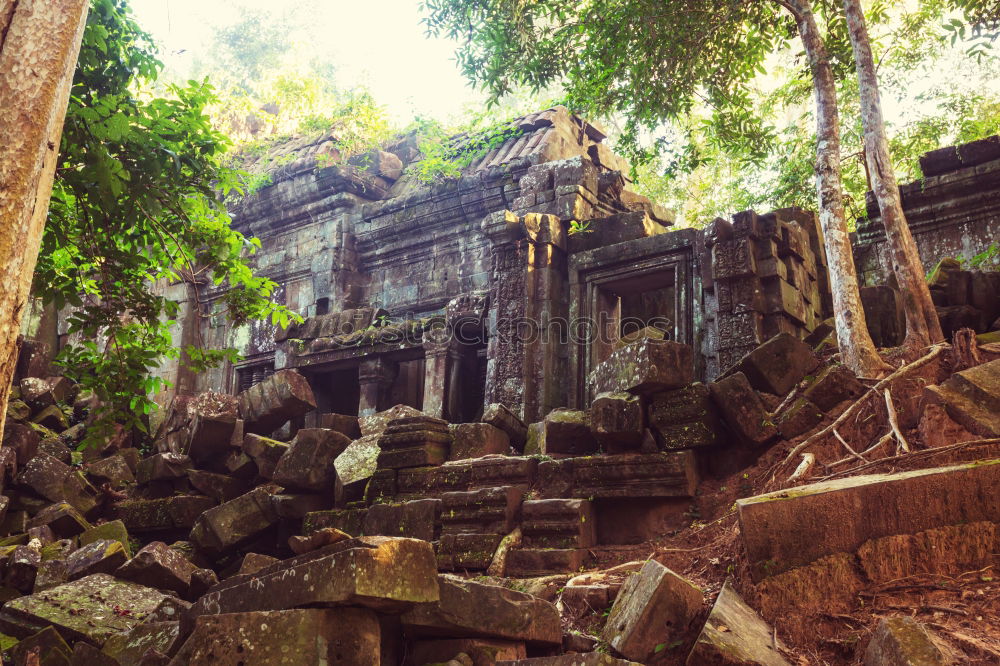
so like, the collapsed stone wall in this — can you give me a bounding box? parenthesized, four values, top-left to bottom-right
(854, 134, 1000, 284)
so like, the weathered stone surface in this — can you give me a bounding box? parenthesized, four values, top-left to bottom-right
(359, 404, 424, 437)
(115, 541, 200, 596)
(800, 364, 865, 412)
(410, 638, 527, 666)
(335, 434, 380, 486)
(864, 616, 950, 666)
(777, 398, 824, 439)
(189, 537, 438, 617)
(8, 626, 72, 666)
(861, 285, 906, 348)
(482, 403, 529, 452)
(317, 412, 362, 439)
(401, 574, 562, 646)
(29, 502, 90, 538)
(272, 427, 349, 491)
(436, 533, 504, 571)
(84, 454, 135, 489)
(303, 508, 366, 537)
(378, 416, 452, 469)
(239, 369, 317, 435)
(497, 656, 642, 666)
(924, 358, 1000, 436)
(857, 521, 999, 584)
(19, 377, 58, 411)
(241, 433, 288, 480)
(363, 499, 441, 541)
(287, 526, 351, 555)
(521, 499, 595, 549)
(32, 405, 69, 431)
(271, 492, 332, 520)
(114, 496, 216, 533)
(103, 621, 181, 666)
(395, 457, 538, 499)
(187, 391, 239, 462)
(686, 578, 790, 666)
(0, 574, 167, 646)
(649, 383, 723, 450)
(537, 452, 697, 499)
(450, 422, 510, 460)
(65, 540, 128, 581)
(589, 339, 693, 396)
(725, 333, 820, 396)
(737, 459, 1000, 581)
(79, 520, 131, 557)
(189, 487, 280, 557)
(17, 454, 73, 504)
(530, 409, 597, 457)
(237, 552, 279, 575)
(187, 469, 251, 502)
(505, 548, 586, 577)
(136, 453, 192, 486)
(603, 560, 703, 662)
(171, 608, 381, 665)
(709, 373, 778, 445)
(439, 486, 521, 535)
(589, 393, 643, 451)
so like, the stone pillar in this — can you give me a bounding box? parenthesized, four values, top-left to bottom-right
(357, 357, 396, 417)
(421, 336, 462, 420)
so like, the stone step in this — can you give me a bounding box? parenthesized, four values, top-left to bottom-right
(737, 459, 1000, 581)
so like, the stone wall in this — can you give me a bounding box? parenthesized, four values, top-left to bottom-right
(854, 135, 1000, 284)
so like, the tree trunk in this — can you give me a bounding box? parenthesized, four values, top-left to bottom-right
(0, 0, 90, 444)
(842, 0, 945, 349)
(785, 0, 890, 378)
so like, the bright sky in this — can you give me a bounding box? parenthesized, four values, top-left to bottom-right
(129, 0, 486, 124)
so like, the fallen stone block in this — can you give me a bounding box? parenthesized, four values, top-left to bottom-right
(363, 499, 441, 541)
(84, 454, 135, 489)
(172, 608, 381, 665)
(724, 333, 820, 396)
(401, 574, 562, 646)
(856, 521, 999, 584)
(450, 422, 510, 460)
(410, 638, 527, 666)
(189, 486, 280, 557)
(0, 573, 167, 646)
(589, 339, 693, 396)
(528, 409, 598, 457)
(776, 398, 824, 439)
(709, 372, 778, 445)
(272, 427, 350, 491)
(186, 391, 239, 462)
(482, 403, 528, 452)
(189, 537, 438, 618)
(649, 383, 723, 450)
(395, 456, 539, 499)
(737, 459, 1000, 581)
(32, 405, 69, 431)
(28, 502, 90, 538)
(241, 433, 288, 480)
(317, 412, 362, 439)
(589, 392, 643, 451)
(335, 433, 380, 486)
(19, 377, 58, 411)
(304, 507, 367, 537)
(686, 578, 790, 666)
(65, 539, 129, 580)
(801, 364, 865, 412)
(925, 358, 1000, 436)
(359, 404, 424, 437)
(497, 656, 642, 666)
(136, 453, 192, 486)
(271, 492, 333, 520)
(78, 520, 131, 556)
(537, 452, 698, 499)
(17, 453, 73, 504)
(187, 469, 251, 502)
(8, 626, 72, 666)
(864, 616, 950, 666)
(602, 559, 703, 662)
(115, 541, 200, 596)
(238, 369, 316, 435)
(103, 621, 182, 666)
(113, 496, 216, 533)
(287, 526, 351, 555)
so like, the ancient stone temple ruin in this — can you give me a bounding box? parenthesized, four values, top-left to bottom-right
(3, 116, 999, 664)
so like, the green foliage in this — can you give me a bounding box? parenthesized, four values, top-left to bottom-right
(38, 0, 296, 449)
(408, 115, 524, 183)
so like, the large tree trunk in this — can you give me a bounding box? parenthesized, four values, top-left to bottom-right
(842, 0, 945, 350)
(0, 0, 90, 444)
(785, 0, 890, 378)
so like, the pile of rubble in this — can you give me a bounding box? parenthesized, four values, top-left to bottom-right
(0, 326, 997, 664)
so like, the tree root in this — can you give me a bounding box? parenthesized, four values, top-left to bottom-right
(778, 344, 948, 469)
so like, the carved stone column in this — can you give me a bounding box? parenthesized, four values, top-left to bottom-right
(421, 334, 461, 420)
(357, 357, 397, 417)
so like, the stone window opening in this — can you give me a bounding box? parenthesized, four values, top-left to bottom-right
(235, 360, 275, 393)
